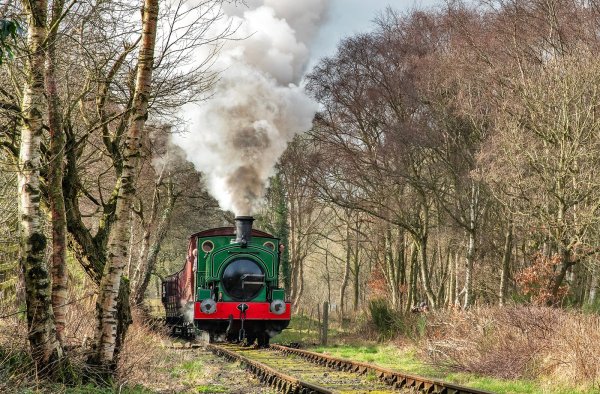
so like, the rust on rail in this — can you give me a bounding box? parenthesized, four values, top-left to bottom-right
(207, 343, 334, 394)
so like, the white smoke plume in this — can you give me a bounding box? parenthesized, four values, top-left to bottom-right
(173, 0, 328, 215)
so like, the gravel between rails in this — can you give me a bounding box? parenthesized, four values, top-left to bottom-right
(210, 344, 410, 393)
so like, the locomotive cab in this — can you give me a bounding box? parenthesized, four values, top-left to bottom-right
(162, 216, 291, 346)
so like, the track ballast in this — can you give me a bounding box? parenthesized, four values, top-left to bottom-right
(207, 343, 495, 394)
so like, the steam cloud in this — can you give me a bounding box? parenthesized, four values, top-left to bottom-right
(173, 0, 328, 215)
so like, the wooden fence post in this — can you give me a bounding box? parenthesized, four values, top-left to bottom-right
(321, 301, 329, 346)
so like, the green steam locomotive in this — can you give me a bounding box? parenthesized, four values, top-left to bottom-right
(162, 216, 290, 346)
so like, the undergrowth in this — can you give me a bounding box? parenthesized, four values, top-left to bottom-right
(0, 302, 168, 392)
(368, 298, 427, 341)
(423, 306, 600, 389)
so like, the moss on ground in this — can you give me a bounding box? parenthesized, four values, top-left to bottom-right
(271, 313, 345, 345)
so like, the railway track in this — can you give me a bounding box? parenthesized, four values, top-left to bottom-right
(207, 343, 495, 394)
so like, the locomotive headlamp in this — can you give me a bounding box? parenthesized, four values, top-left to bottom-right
(200, 298, 217, 314)
(201, 240, 214, 253)
(270, 299, 286, 315)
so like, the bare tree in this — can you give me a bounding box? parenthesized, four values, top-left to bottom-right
(45, 0, 68, 345)
(89, 0, 159, 370)
(18, 0, 63, 371)
(481, 54, 600, 304)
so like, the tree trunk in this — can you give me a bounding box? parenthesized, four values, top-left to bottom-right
(126, 210, 136, 279)
(63, 128, 105, 284)
(447, 250, 456, 307)
(406, 243, 418, 311)
(352, 244, 360, 312)
(18, 0, 63, 370)
(463, 228, 476, 308)
(499, 221, 513, 306)
(133, 180, 177, 305)
(548, 247, 574, 306)
(463, 182, 479, 309)
(436, 248, 449, 307)
(289, 196, 299, 301)
(292, 257, 304, 311)
(324, 250, 331, 305)
(90, 0, 159, 371)
(46, 0, 68, 345)
(383, 223, 399, 308)
(273, 172, 290, 292)
(395, 230, 406, 308)
(454, 250, 461, 306)
(416, 234, 436, 309)
(589, 265, 598, 306)
(339, 219, 351, 321)
(131, 155, 168, 287)
(132, 188, 160, 294)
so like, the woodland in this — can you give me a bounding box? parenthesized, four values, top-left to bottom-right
(1, 0, 600, 391)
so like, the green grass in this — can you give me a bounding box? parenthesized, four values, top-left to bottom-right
(195, 384, 228, 393)
(308, 344, 600, 394)
(271, 314, 343, 344)
(312, 344, 437, 377)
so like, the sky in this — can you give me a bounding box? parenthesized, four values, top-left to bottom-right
(309, 0, 443, 68)
(173, 0, 445, 215)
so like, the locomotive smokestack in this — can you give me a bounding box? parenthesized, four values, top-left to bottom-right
(235, 216, 254, 247)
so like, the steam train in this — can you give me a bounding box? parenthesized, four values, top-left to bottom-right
(161, 216, 291, 346)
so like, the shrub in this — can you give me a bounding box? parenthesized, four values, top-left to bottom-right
(423, 306, 600, 388)
(515, 253, 569, 306)
(368, 299, 396, 339)
(367, 299, 428, 342)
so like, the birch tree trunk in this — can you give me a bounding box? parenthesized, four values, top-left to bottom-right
(416, 232, 437, 309)
(447, 251, 455, 307)
(352, 241, 360, 311)
(90, 0, 159, 370)
(463, 182, 479, 309)
(406, 243, 418, 311)
(18, 0, 63, 370)
(454, 251, 461, 306)
(463, 227, 475, 308)
(46, 0, 68, 345)
(383, 223, 399, 308)
(131, 182, 160, 293)
(589, 265, 598, 306)
(133, 180, 177, 305)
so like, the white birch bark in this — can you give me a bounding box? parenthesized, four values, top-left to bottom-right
(91, 0, 159, 368)
(18, 0, 63, 368)
(463, 181, 479, 309)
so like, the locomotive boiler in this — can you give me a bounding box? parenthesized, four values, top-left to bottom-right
(161, 216, 291, 346)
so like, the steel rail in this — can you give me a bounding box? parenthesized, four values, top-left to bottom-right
(270, 344, 495, 394)
(206, 344, 334, 394)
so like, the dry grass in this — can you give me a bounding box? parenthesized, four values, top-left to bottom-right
(423, 306, 600, 389)
(116, 312, 172, 388)
(0, 316, 36, 392)
(0, 295, 172, 391)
